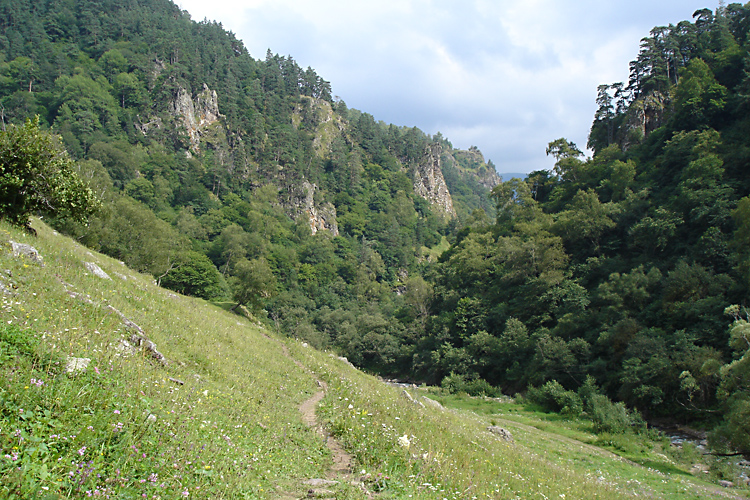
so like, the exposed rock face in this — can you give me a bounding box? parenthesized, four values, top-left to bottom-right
(299, 181, 339, 236)
(134, 116, 162, 135)
(292, 97, 343, 158)
(171, 83, 224, 152)
(413, 143, 456, 218)
(476, 165, 502, 190)
(447, 147, 501, 190)
(622, 91, 669, 150)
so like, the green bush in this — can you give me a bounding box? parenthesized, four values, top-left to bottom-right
(578, 376, 644, 434)
(589, 394, 636, 433)
(527, 380, 583, 416)
(441, 372, 498, 397)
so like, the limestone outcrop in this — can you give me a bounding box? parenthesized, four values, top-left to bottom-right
(622, 91, 669, 150)
(171, 83, 224, 152)
(413, 143, 456, 218)
(297, 181, 339, 236)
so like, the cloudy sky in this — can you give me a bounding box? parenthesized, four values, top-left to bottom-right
(176, 0, 718, 175)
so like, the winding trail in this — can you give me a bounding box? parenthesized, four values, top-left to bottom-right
(263, 333, 367, 498)
(298, 378, 356, 479)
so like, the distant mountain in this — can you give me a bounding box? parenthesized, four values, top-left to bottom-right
(497, 172, 528, 181)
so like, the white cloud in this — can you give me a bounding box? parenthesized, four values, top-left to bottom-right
(177, 0, 718, 174)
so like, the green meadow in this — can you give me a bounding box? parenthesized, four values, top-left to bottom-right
(1, 219, 746, 499)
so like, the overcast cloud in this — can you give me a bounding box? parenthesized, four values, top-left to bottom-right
(177, 0, 718, 175)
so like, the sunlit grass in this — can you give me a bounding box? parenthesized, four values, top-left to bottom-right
(1, 219, 747, 499)
(421, 236, 450, 262)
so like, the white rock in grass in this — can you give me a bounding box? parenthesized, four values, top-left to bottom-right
(114, 339, 136, 357)
(422, 396, 444, 410)
(304, 479, 338, 487)
(10, 241, 43, 265)
(65, 356, 91, 374)
(487, 425, 514, 442)
(84, 262, 111, 280)
(398, 434, 411, 448)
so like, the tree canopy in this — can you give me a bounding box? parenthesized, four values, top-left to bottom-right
(0, 117, 99, 228)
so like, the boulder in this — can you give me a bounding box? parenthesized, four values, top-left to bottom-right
(304, 479, 338, 487)
(422, 396, 444, 410)
(10, 241, 43, 265)
(114, 338, 137, 357)
(84, 262, 112, 280)
(402, 389, 425, 408)
(487, 425, 514, 442)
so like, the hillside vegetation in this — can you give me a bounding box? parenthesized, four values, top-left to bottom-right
(417, 3, 750, 459)
(2, 0, 750, 489)
(0, 0, 499, 380)
(1, 219, 747, 499)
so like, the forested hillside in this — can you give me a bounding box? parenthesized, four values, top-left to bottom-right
(2, 0, 750, 459)
(0, 0, 498, 371)
(412, 4, 750, 455)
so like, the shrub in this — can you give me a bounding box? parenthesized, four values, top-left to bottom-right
(441, 372, 498, 397)
(588, 394, 635, 433)
(527, 380, 583, 416)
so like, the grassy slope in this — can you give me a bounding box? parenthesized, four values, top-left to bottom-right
(0, 219, 746, 499)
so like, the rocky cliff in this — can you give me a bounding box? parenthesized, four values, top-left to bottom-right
(171, 83, 225, 152)
(413, 143, 456, 218)
(292, 97, 345, 158)
(297, 181, 339, 236)
(449, 147, 501, 190)
(621, 90, 669, 150)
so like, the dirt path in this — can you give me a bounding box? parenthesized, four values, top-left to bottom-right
(263, 334, 364, 498)
(298, 379, 356, 479)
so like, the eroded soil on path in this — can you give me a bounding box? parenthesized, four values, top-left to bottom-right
(266, 335, 367, 499)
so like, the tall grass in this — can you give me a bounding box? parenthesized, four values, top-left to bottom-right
(1, 219, 746, 499)
(0, 220, 323, 498)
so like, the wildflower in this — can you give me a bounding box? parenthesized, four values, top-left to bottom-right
(113, 410, 120, 414)
(398, 435, 411, 448)
(182, 491, 189, 497)
(78, 446, 87, 456)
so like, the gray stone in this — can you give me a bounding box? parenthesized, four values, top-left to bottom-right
(402, 389, 425, 408)
(296, 181, 339, 236)
(422, 396, 444, 410)
(65, 357, 91, 374)
(335, 355, 355, 368)
(304, 479, 338, 487)
(719, 480, 734, 488)
(0, 278, 15, 296)
(10, 241, 43, 265)
(413, 143, 456, 217)
(169, 83, 224, 152)
(306, 489, 335, 498)
(487, 425, 514, 442)
(114, 339, 136, 357)
(84, 262, 111, 280)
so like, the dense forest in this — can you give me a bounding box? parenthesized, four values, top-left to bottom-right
(0, 0, 497, 368)
(1, 0, 750, 456)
